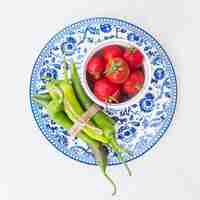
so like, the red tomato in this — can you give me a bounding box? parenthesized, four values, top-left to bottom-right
(105, 57, 130, 84)
(102, 45, 123, 62)
(123, 48, 143, 70)
(87, 56, 105, 80)
(130, 70, 145, 84)
(123, 70, 145, 96)
(93, 78, 120, 103)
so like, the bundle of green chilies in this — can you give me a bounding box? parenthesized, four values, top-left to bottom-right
(32, 58, 132, 195)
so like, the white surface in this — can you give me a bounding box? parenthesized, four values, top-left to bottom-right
(0, 0, 200, 199)
(0, 185, 8, 200)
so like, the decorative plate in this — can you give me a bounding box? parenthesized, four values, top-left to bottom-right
(30, 17, 177, 165)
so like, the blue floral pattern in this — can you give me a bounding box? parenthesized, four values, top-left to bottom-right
(39, 67, 58, 83)
(61, 37, 77, 56)
(127, 32, 139, 41)
(154, 68, 165, 80)
(30, 17, 177, 165)
(139, 97, 155, 112)
(100, 24, 112, 33)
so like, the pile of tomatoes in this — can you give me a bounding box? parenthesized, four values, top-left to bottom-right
(86, 45, 145, 103)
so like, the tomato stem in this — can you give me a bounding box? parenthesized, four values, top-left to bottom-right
(107, 96, 119, 103)
(135, 84, 143, 90)
(127, 47, 136, 54)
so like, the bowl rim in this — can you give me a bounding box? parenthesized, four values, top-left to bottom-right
(81, 38, 152, 109)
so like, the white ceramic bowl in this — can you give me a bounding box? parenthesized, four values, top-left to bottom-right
(82, 39, 152, 109)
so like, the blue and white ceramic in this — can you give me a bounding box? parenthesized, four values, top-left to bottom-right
(30, 17, 177, 165)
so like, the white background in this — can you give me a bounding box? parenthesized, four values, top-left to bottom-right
(0, 0, 200, 199)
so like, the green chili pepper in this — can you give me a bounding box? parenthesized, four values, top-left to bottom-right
(89, 143, 117, 195)
(71, 62, 132, 175)
(56, 59, 109, 144)
(32, 93, 51, 108)
(32, 93, 117, 195)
